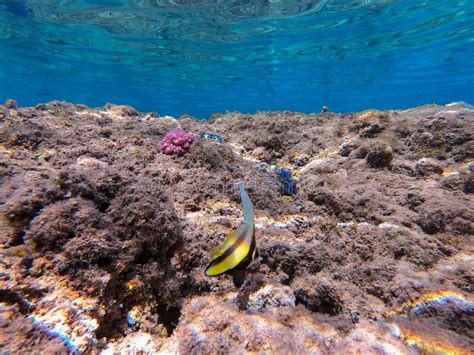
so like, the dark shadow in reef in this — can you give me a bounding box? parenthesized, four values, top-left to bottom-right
(94, 195, 186, 340)
(0, 289, 33, 314)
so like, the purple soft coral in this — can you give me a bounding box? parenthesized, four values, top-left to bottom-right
(160, 130, 195, 155)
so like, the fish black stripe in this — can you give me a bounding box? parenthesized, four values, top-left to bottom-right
(232, 230, 256, 271)
(207, 225, 248, 268)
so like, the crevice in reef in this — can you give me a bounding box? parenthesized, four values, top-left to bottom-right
(95, 300, 183, 340)
(0, 289, 33, 314)
(9, 231, 25, 246)
(134, 249, 152, 265)
(294, 292, 342, 316)
(155, 304, 182, 336)
(94, 276, 131, 340)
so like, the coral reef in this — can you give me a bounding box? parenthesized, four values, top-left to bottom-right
(273, 167, 298, 196)
(0, 102, 473, 353)
(198, 132, 224, 143)
(160, 129, 195, 155)
(4, 99, 18, 110)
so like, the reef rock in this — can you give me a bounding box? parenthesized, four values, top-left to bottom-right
(246, 284, 296, 313)
(0, 101, 473, 353)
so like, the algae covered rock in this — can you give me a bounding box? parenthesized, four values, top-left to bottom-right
(0, 102, 473, 354)
(172, 294, 337, 353)
(188, 139, 235, 169)
(366, 142, 394, 168)
(247, 284, 295, 313)
(415, 157, 444, 176)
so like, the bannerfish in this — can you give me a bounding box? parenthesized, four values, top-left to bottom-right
(205, 182, 258, 287)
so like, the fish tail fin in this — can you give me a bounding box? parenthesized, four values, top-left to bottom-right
(232, 270, 246, 288)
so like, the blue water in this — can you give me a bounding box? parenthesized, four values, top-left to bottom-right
(1, 1, 473, 118)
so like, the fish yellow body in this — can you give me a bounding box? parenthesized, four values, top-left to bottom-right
(205, 182, 257, 286)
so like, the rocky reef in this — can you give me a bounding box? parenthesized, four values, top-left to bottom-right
(0, 101, 473, 353)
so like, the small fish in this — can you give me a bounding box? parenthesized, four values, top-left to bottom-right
(274, 167, 297, 196)
(198, 132, 224, 143)
(205, 182, 258, 287)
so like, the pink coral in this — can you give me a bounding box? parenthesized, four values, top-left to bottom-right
(160, 130, 195, 155)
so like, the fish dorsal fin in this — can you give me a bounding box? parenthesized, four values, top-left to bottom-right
(239, 183, 254, 226)
(211, 223, 247, 259)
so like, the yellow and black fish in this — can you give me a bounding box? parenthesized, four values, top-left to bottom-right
(205, 182, 258, 287)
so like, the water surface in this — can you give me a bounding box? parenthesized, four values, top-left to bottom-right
(0, 0, 473, 117)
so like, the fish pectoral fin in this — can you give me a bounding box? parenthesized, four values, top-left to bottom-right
(247, 255, 262, 271)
